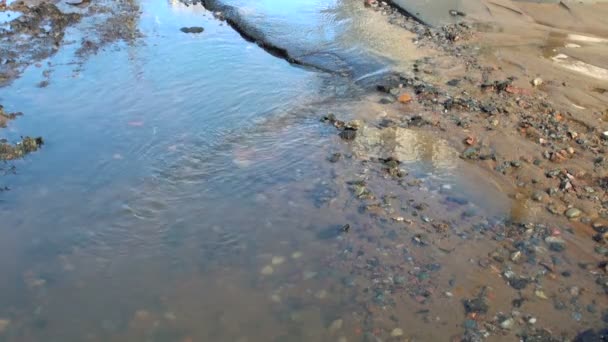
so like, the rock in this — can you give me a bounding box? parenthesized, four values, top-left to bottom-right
(345, 120, 363, 130)
(545, 236, 566, 252)
(391, 328, 404, 337)
(398, 93, 413, 103)
(565, 208, 582, 219)
(180, 26, 204, 34)
(339, 129, 357, 140)
(179, 26, 205, 33)
(291, 251, 303, 259)
(532, 191, 545, 202)
(510, 251, 522, 263)
(534, 289, 548, 299)
(461, 147, 479, 159)
(508, 277, 529, 290)
(532, 78, 543, 87)
(449, 9, 466, 16)
(328, 153, 341, 163)
(0, 319, 9, 333)
(394, 275, 406, 285)
(272, 256, 285, 265)
(464, 297, 488, 314)
(329, 319, 343, 333)
(602, 131, 608, 140)
(261, 265, 274, 275)
(500, 317, 515, 330)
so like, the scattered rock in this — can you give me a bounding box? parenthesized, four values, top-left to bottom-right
(449, 9, 466, 16)
(398, 93, 413, 103)
(0, 319, 10, 333)
(329, 319, 343, 333)
(180, 26, 204, 34)
(391, 328, 404, 337)
(565, 208, 582, 219)
(261, 265, 274, 275)
(271, 256, 285, 265)
(532, 78, 543, 87)
(532, 191, 545, 202)
(500, 317, 514, 330)
(534, 289, 548, 300)
(291, 251, 303, 259)
(339, 129, 357, 140)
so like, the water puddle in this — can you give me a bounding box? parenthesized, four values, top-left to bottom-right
(0, 0, 605, 341)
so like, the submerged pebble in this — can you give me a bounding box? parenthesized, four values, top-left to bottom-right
(261, 265, 274, 275)
(391, 328, 404, 337)
(272, 256, 285, 265)
(291, 251, 303, 259)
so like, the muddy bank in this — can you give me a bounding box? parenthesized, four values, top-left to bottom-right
(306, 0, 608, 339)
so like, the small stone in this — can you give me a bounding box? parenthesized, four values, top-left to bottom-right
(180, 26, 204, 34)
(135, 310, 150, 320)
(532, 78, 543, 87)
(164, 312, 177, 321)
(500, 318, 514, 330)
(303, 271, 317, 280)
(345, 120, 363, 130)
(532, 191, 545, 202)
(510, 251, 522, 263)
(394, 275, 406, 285)
(329, 319, 343, 333)
(545, 236, 566, 252)
(0, 319, 10, 333)
(391, 328, 404, 337)
(291, 251, 303, 259)
(534, 290, 548, 299)
(602, 131, 608, 140)
(528, 317, 537, 324)
(261, 265, 274, 275)
(398, 93, 412, 104)
(316, 289, 328, 299)
(339, 129, 357, 140)
(272, 256, 285, 265)
(565, 208, 582, 219)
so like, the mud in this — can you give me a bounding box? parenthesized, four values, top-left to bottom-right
(0, 0, 142, 87)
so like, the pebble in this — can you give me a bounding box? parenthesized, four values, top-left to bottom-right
(510, 251, 522, 263)
(534, 289, 548, 299)
(0, 319, 9, 333)
(532, 78, 543, 87)
(528, 317, 537, 324)
(261, 265, 274, 275)
(500, 317, 514, 330)
(291, 251, 303, 259)
(391, 328, 404, 337)
(329, 319, 343, 333)
(272, 256, 285, 265)
(565, 208, 582, 219)
(602, 131, 608, 140)
(532, 191, 545, 202)
(303, 271, 317, 280)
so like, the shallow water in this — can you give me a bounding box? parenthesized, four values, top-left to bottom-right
(0, 0, 605, 341)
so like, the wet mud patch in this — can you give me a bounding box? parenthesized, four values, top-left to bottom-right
(0, 0, 142, 86)
(0, 1, 81, 86)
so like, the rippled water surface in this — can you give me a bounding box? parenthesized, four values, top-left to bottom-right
(0, 0, 585, 341)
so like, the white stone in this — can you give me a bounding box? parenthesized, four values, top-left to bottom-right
(261, 265, 274, 275)
(391, 328, 404, 337)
